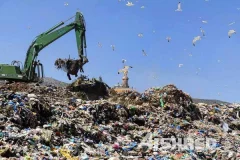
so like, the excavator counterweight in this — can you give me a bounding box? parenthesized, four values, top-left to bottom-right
(0, 12, 87, 83)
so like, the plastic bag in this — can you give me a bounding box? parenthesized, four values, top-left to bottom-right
(222, 122, 229, 132)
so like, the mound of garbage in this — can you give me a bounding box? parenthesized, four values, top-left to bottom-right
(67, 76, 110, 100)
(0, 83, 239, 159)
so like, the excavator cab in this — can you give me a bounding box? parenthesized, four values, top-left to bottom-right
(0, 60, 44, 83)
(0, 64, 23, 81)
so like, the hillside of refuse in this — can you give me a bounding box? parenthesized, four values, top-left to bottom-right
(0, 81, 238, 159)
(43, 77, 231, 105)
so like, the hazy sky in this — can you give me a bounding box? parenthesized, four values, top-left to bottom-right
(0, 0, 240, 102)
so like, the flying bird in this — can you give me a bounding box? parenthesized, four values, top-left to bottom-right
(124, 66, 133, 70)
(166, 36, 171, 42)
(179, 64, 183, 68)
(202, 20, 208, 24)
(200, 27, 205, 36)
(118, 66, 133, 76)
(228, 29, 236, 38)
(138, 33, 143, 37)
(193, 36, 201, 46)
(175, 2, 182, 11)
(98, 42, 102, 48)
(152, 75, 158, 79)
(122, 59, 127, 63)
(142, 49, 147, 56)
(126, 1, 134, 6)
(229, 22, 235, 26)
(150, 73, 158, 80)
(64, 2, 69, 6)
(111, 45, 115, 51)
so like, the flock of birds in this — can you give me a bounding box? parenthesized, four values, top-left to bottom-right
(60, 1, 239, 93)
(119, 1, 238, 73)
(125, 1, 237, 46)
(60, 1, 237, 56)
(93, 1, 237, 60)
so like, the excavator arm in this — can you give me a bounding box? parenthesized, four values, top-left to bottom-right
(0, 12, 87, 82)
(24, 12, 87, 81)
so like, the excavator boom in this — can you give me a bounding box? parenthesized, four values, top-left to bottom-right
(0, 12, 87, 82)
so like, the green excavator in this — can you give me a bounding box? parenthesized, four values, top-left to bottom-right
(0, 12, 87, 83)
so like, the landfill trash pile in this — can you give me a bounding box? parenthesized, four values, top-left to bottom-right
(0, 82, 31, 92)
(109, 84, 198, 120)
(67, 76, 110, 100)
(192, 98, 230, 105)
(0, 83, 239, 159)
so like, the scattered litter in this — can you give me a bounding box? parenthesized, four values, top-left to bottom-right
(0, 82, 230, 159)
(228, 29, 236, 38)
(202, 20, 208, 24)
(64, 2, 69, 6)
(179, 64, 183, 67)
(141, 6, 145, 9)
(193, 36, 201, 46)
